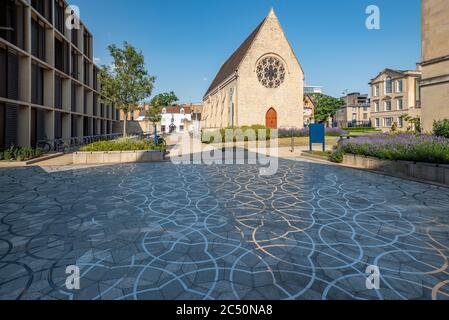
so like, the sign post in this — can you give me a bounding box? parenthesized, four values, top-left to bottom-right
(309, 123, 326, 152)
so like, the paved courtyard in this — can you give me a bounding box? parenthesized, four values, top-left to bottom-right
(1, 159, 449, 300)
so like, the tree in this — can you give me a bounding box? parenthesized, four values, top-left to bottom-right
(150, 91, 178, 107)
(99, 41, 156, 136)
(145, 106, 162, 145)
(400, 114, 421, 133)
(310, 93, 345, 124)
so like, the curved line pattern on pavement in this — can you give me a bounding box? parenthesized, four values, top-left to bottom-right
(0, 160, 449, 300)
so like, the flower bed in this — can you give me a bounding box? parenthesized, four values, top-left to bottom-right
(80, 138, 165, 152)
(333, 134, 449, 164)
(278, 127, 347, 138)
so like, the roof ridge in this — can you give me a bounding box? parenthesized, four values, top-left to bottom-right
(203, 18, 266, 100)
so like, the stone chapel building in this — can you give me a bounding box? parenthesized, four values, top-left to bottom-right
(202, 9, 305, 130)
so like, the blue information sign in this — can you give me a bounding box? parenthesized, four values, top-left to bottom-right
(309, 123, 326, 152)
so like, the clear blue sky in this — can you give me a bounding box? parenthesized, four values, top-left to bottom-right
(69, 0, 421, 103)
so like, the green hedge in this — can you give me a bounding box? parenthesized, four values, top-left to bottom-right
(80, 138, 164, 152)
(202, 125, 271, 143)
(0, 147, 43, 162)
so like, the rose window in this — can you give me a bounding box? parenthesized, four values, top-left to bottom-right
(256, 56, 286, 88)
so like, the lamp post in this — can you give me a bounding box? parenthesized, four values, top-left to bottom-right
(154, 124, 157, 146)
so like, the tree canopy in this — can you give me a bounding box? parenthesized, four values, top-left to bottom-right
(150, 91, 179, 107)
(145, 105, 162, 125)
(309, 93, 345, 123)
(99, 41, 156, 135)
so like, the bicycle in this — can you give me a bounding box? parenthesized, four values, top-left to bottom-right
(36, 140, 52, 153)
(156, 135, 166, 146)
(54, 139, 70, 153)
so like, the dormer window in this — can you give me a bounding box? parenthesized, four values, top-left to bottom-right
(180, 108, 185, 115)
(162, 108, 167, 114)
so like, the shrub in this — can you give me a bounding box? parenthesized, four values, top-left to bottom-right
(330, 148, 344, 163)
(432, 119, 449, 138)
(3, 147, 14, 161)
(390, 122, 398, 133)
(79, 138, 163, 152)
(0, 147, 42, 161)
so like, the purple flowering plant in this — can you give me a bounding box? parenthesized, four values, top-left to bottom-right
(334, 133, 449, 164)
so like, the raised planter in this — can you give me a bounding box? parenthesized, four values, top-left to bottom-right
(73, 150, 165, 165)
(0, 153, 64, 167)
(342, 154, 449, 186)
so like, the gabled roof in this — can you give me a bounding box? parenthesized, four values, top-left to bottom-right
(369, 68, 409, 83)
(160, 106, 192, 114)
(203, 19, 266, 100)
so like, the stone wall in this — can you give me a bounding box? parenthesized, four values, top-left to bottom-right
(342, 153, 449, 186)
(73, 150, 164, 165)
(237, 11, 304, 128)
(421, 0, 449, 132)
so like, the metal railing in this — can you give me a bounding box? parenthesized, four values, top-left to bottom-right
(37, 133, 122, 154)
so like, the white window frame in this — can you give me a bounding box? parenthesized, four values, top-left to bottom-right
(397, 80, 403, 93)
(385, 77, 393, 94)
(374, 101, 380, 112)
(397, 99, 403, 110)
(374, 84, 379, 97)
(375, 118, 380, 127)
(384, 117, 393, 127)
(384, 101, 392, 111)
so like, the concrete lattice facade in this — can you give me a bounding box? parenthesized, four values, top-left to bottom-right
(0, 0, 118, 149)
(421, 0, 449, 132)
(370, 69, 422, 132)
(202, 9, 304, 130)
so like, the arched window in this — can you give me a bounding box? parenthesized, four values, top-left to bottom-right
(385, 77, 393, 94)
(162, 108, 167, 114)
(180, 108, 185, 115)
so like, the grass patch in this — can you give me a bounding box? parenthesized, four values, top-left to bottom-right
(342, 127, 377, 132)
(276, 136, 339, 148)
(306, 150, 331, 157)
(302, 150, 331, 160)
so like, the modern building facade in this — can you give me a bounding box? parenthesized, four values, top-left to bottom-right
(370, 68, 422, 132)
(304, 85, 323, 95)
(421, 0, 449, 132)
(202, 9, 304, 130)
(0, 0, 118, 150)
(335, 92, 371, 128)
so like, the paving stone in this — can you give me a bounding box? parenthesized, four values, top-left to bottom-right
(0, 160, 448, 300)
